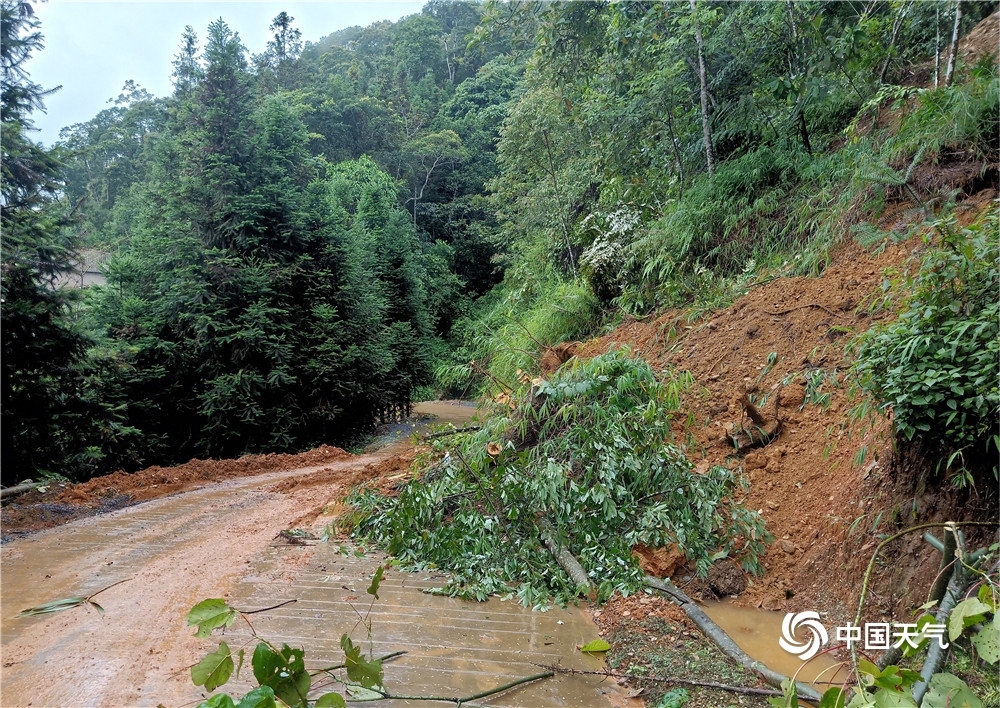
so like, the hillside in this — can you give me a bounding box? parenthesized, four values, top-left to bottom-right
(2, 2, 998, 707)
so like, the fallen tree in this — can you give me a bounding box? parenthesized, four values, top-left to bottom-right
(351, 350, 772, 607)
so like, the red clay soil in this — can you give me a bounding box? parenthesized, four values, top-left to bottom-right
(564, 194, 997, 626)
(1, 445, 351, 536)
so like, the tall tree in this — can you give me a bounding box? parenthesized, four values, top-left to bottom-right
(266, 11, 302, 87)
(1, 0, 89, 482)
(171, 25, 203, 96)
(689, 0, 715, 175)
(944, 0, 964, 86)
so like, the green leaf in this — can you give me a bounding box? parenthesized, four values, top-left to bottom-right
(872, 665, 903, 691)
(367, 566, 384, 600)
(315, 693, 348, 708)
(921, 672, 983, 708)
(857, 658, 880, 684)
(345, 685, 383, 701)
(655, 687, 690, 708)
(187, 599, 239, 638)
(768, 679, 798, 708)
(978, 584, 998, 610)
(949, 598, 991, 641)
(970, 613, 999, 664)
(234, 686, 276, 708)
(819, 687, 847, 708)
(196, 694, 237, 708)
(17, 596, 88, 616)
(251, 642, 310, 706)
(191, 641, 235, 692)
(579, 639, 611, 653)
(872, 689, 917, 708)
(341, 634, 383, 689)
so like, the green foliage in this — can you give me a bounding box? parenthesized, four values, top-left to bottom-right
(355, 351, 771, 606)
(192, 642, 236, 693)
(920, 673, 983, 708)
(252, 642, 311, 705)
(441, 278, 599, 397)
(340, 635, 383, 690)
(656, 688, 691, 708)
(0, 0, 134, 485)
(851, 209, 1000, 482)
(187, 598, 240, 638)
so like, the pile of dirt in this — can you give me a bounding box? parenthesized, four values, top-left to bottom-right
(570, 210, 994, 623)
(595, 593, 694, 639)
(267, 448, 418, 497)
(1, 445, 350, 538)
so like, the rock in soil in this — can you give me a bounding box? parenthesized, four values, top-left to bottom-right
(707, 558, 747, 597)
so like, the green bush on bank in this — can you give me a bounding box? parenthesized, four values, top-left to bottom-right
(851, 207, 1000, 484)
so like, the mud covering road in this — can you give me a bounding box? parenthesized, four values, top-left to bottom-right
(1, 403, 628, 708)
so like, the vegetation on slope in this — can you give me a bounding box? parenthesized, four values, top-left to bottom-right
(2, 0, 997, 495)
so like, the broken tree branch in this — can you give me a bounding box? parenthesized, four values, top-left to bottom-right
(644, 576, 823, 703)
(361, 669, 554, 704)
(1, 481, 44, 499)
(537, 517, 595, 596)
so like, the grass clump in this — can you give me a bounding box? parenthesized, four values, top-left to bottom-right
(352, 350, 770, 608)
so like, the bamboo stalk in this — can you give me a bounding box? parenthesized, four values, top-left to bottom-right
(536, 517, 594, 593)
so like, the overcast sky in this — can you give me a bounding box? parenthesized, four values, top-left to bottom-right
(28, 1, 427, 146)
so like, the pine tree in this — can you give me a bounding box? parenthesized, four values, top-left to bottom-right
(1, 0, 87, 482)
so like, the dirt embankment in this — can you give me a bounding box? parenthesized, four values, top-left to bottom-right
(2, 445, 351, 538)
(559, 193, 996, 625)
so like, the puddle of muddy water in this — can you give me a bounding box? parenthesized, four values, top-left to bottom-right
(702, 601, 848, 691)
(368, 401, 480, 450)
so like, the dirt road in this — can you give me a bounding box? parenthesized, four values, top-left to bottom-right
(1, 404, 623, 708)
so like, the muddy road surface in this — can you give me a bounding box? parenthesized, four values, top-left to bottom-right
(1, 403, 626, 708)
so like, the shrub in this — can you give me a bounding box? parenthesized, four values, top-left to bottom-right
(851, 207, 999, 483)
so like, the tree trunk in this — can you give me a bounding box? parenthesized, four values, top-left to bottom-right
(879, 1, 910, 84)
(944, 0, 963, 87)
(797, 102, 812, 155)
(537, 517, 594, 595)
(934, 7, 941, 88)
(0, 481, 41, 499)
(689, 0, 714, 175)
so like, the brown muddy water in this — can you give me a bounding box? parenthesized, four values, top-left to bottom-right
(703, 602, 849, 690)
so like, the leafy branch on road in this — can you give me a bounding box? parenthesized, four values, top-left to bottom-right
(351, 350, 771, 607)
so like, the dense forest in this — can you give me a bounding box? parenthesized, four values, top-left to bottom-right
(1, 0, 997, 488)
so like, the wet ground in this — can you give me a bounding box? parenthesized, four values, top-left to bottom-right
(0, 403, 628, 708)
(2, 400, 846, 707)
